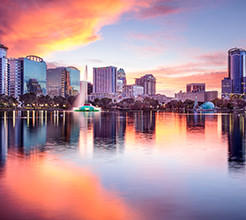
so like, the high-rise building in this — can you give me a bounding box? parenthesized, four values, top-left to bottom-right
(8, 55, 47, 96)
(8, 58, 23, 97)
(222, 77, 233, 97)
(222, 48, 246, 97)
(0, 44, 8, 95)
(124, 85, 143, 97)
(93, 66, 117, 94)
(47, 66, 80, 97)
(175, 83, 218, 102)
(87, 82, 93, 95)
(186, 83, 205, 93)
(66, 66, 80, 96)
(135, 74, 156, 96)
(47, 67, 67, 97)
(116, 68, 126, 94)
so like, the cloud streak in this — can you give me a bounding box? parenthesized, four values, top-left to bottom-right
(128, 50, 227, 96)
(0, 0, 195, 57)
(0, 0, 135, 56)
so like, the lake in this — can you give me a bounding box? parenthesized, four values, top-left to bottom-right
(0, 111, 245, 220)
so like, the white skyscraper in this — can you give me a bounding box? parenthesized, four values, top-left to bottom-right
(8, 58, 23, 97)
(93, 66, 117, 94)
(0, 44, 8, 95)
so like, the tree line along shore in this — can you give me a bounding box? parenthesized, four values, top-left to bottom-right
(0, 93, 245, 112)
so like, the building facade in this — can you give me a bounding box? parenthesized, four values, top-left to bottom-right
(221, 77, 233, 97)
(222, 48, 246, 97)
(47, 67, 66, 97)
(116, 68, 126, 94)
(66, 66, 80, 96)
(88, 82, 93, 95)
(186, 83, 205, 93)
(175, 83, 218, 102)
(8, 55, 47, 96)
(135, 74, 156, 96)
(47, 66, 80, 97)
(8, 58, 23, 97)
(124, 85, 144, 98)
(0, 45, 8, 95)
(93, 66, 117, 94)
(22, 56, 46, 95)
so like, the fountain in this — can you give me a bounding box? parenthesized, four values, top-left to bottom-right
(73, 65, 100, 112)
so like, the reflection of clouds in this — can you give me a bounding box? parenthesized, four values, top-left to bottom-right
(4, 155, 139, 220)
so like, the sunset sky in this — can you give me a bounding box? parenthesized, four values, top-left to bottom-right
(1, 0, 246, 96)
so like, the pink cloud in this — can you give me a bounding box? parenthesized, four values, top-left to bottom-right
(137, 4, 181, 19)
(0, 0, 135, 56)
(127, 50, 228, 96)
(197, 52, 227, 66)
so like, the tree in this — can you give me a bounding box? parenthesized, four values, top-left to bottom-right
(19, 93, 37, 107)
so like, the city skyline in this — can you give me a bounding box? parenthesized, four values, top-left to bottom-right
(1, 0, 246, 96)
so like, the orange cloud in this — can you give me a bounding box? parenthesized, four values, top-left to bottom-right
(128, 53, 227, 96)
(5, 154, 139, 220)
(0, 0, 135, 57)
(0, 0, 189, 57)
(157, 71, 227, 95)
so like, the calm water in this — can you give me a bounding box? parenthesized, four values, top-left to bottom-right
(0, 111, 246, 220)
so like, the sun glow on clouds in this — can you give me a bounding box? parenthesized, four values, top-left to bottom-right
(127, 51, 227, 96)
(0, 0, 135, 56)
(0, 0, 185, 57)
(0, 0, 230, 96)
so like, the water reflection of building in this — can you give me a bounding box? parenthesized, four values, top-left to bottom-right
(134, 111, 156, 134)
(1, 111, 47, 156)
(7, 112, 23, 148)
(222, 115, 246, 170)
(46, 111, 80, 145)
(186, 114, 205, 132)
(93, 112, 117, 151)
(93, 112, 126, 153)
(0, 117, 8, 167)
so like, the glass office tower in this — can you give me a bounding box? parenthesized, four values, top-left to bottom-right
(66, 66, 80, 96)
(228, 48, 246, 94)
(47, 66, 80, 97)
(222, 48, 246, 97)
(23, 56, 47, 95)
(8, 55, 47, 96)
(0, 45, 8, 95)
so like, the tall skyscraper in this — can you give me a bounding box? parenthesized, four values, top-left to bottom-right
(8, 58, 23, 97)
(47, 66, 80, 97)
(93, 66, 117, 94)
(0, 44, 8, 95)
(116, 68, 126, 94)
(66, 66, 80, 96)
(222, 48, 246, 97)
(87, 82, 93, 95)
(135, 74, 156, 96)
(8, 55, 47, 96)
